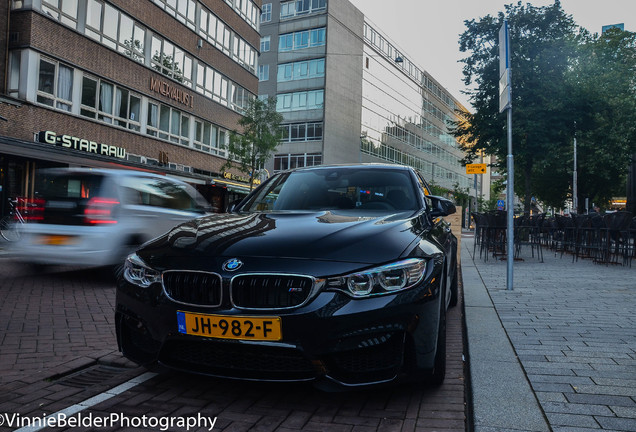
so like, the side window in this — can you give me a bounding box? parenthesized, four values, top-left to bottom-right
(120, 176, 207, 212)
(154, 181, 196, 211)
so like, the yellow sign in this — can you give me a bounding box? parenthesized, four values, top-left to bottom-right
(466, 163, 487, 174)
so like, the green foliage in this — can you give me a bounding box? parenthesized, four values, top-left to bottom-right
(480, 179, 506, 211)
(223, 97, 284, 190)
(450, 1, 579, 215)
(451, 182, 471, 208)
(450, 1, 636, 214)
(567, 28, 636, 209)
(123, 39, 144, 62)
(152, 51, 183, 83)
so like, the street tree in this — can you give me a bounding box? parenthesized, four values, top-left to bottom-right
(223, 97, 284, 190)
(567, 28, 636, 209)
(450, 1, 580, 214)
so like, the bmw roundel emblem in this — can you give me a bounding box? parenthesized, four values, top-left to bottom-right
(223, 258, 243, 272)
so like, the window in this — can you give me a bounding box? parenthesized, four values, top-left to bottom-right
(194, 119, 227, 156)
(260, 36, 270, 52)
(261, 3, 271, 22)
(277, 58, 324, 82)
(147, 102, 190, 146)
(153, 0, 196, 30)
(41, 0, 79, 28)
(8, 51, 20, 98)
(151, 36, 193, 86)
(196, 64, 253, 112)
(258, 65, 269, 81)
(278, 28, 326, 51)
(85, 0, 145, 63)
(231, 84, 251, 112)
(280, 122, 323, 142)
(276, 90, 323, 112)
(280, 1, 295, 18)
(278, 34, 293, 51)
(280, 0, 325, 18)
(80, 76, 141, 131)
(274, 153, 322, 171)
(37, 58, 73, 112)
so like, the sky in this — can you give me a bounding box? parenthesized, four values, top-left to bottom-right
(348, 0, 636, 109)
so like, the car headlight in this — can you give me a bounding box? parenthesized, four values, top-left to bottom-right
(123, 253, 161, 288)
(327, 258, 427, 298)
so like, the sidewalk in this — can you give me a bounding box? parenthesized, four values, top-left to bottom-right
(462, 231, 636, 432)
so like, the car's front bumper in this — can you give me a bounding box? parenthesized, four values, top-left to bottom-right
(115, 267, 444, 388)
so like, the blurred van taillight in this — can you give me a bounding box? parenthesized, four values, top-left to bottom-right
(17, 197, 45, 222)
(84, 197, 119, 225)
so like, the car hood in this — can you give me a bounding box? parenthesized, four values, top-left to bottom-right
(139, 211, 430, 266)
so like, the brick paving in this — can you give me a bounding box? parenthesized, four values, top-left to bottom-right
(465, 234, 636, 432)
(0, 254, 468, 431)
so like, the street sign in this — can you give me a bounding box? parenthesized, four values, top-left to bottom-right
(499, 20, 511, 113)
(497, 199, 505, 210)
(466, 163, 487, 174)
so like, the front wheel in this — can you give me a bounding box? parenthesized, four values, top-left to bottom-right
(426, 297, 447, 386)
(0, 216, 21, 242)
(449, 265, 458, 308)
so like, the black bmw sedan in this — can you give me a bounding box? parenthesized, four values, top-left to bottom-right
(115, 164, 458, 389)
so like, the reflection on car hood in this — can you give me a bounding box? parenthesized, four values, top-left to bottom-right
(143, 211, 427, 264)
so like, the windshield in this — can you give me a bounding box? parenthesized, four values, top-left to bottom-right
(240, 167, 419, 213)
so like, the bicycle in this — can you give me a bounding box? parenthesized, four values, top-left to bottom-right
(0, 198, 26, 242)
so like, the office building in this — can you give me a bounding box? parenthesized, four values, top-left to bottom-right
(259, 0, 477, 198)
(0, 0, 261, 214)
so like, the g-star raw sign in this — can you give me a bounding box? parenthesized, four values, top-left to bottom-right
(39, 131, 126, 159)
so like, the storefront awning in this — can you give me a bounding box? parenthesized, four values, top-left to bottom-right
(212, 178, 254, 194)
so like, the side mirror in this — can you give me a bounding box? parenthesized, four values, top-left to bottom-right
(428, 195, 456, 217)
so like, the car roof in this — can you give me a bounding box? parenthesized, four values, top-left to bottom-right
(37, 167, 179, 181)
(284, 163, 415, 174)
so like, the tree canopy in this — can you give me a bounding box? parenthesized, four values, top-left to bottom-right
(451, 1, 636, 213)
(223, 97, 284, 190)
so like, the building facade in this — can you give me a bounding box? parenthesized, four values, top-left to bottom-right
(259, 0, 477, 197)
(0, 0, 261, 215)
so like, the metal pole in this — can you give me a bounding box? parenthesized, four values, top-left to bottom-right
(506, 106, 514, 291)
(573, 136, 578, 213)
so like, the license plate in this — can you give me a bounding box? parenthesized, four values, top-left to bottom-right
(176, 311, 282, 341)
(38, 235, 75, 246)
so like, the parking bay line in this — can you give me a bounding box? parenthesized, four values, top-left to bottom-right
(13, 372, 158, 432)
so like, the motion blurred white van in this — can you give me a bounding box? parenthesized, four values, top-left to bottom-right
(13, 168, 210, 268)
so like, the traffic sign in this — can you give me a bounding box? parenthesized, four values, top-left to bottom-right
(466, 163, 487, 174)
(497, 199, 505, 210)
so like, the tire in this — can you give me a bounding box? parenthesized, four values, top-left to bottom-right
(449, 262, 458, 308)
(427, 297, 447, 386)
(0, 216, 21, 242)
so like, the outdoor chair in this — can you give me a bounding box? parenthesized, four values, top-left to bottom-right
(514, 213, 544, 262)
(598, 211, 633, 266)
